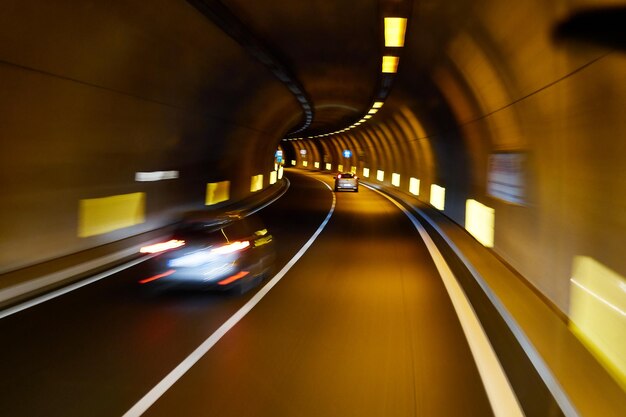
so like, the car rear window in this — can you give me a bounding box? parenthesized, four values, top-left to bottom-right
(173, 222, 227, 243)
(339, 173, 354, 178)
(173, 214, 266, 244)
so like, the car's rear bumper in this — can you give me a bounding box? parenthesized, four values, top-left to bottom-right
(335, 183, 358, 190)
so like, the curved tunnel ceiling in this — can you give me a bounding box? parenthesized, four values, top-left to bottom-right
(2, 0, 626, 354)
(1, 0, 626, 408)
(210, 0, 413, 137)
(186, 0, 314, 134)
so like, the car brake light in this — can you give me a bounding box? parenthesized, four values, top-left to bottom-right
(211, 240, 250, 255)
(337, 174, 342, 178)
(218, 270, 250, 285)
(139, 269, 176, 284)
(139, 239, 185, 254)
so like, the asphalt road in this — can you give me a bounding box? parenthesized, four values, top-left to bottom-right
(0, 170, 493, 417)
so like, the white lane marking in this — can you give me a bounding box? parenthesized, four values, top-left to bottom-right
(0, 254, 156, 320)
(365, 184, 525, 417)
(122, 179, 336, 417)
(407, 203, 580, 417)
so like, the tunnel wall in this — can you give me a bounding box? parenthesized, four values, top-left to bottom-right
(0, 1, 301, 273)
(1, 0, 623, 369)
(292, 0, 626, 318)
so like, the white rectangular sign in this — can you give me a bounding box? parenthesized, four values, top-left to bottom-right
(487, 152, 526, 204)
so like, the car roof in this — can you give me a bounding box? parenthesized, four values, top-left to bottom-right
(176, 211, 239, 230)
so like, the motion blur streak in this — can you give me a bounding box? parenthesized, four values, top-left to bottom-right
(211, 241, 250, 255)
(217, 271, 250, 286)
(139, 240, 186, 254)
(571, 280, 625, 317)
(139, 269, 176, 284)
(570, 256, 626, 390)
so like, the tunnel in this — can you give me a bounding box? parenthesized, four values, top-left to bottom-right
(0, 1, 625, 416)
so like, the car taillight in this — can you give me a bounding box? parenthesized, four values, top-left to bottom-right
(211, 240, 250, 255)
(218, 270, 250, 286)
(337, 174, 342, 178)
(139, 269, 176, 284)
(139, 239, 185, 254)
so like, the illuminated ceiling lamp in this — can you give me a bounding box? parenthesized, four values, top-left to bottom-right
(373, 101, 384, 109)
(384, 17, 407, 47)
(382, 55, 399, 73)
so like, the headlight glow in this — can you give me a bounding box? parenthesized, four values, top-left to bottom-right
(140, 239, 185, 254)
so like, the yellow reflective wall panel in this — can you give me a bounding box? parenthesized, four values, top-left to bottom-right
(465, 199, 495, 247)
(570, 256, 626, 390)
(250, 174, 264, 192)
(430, 185, 445, 210)
(409, 177, 420, 195)
(206, 181, 230, 205)
(78, 192, 145, 237)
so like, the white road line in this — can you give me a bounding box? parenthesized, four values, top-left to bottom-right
(366, 184, 525, 417)
(122, 180, 336, 417)
(409, 203, 580, 417)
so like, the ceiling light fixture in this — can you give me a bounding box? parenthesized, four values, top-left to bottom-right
(384, 17, 407, 47)
(382, 56, 399, 73)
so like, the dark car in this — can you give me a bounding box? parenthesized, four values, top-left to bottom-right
(139, 212, 275, 293)
(334, 172, 359, 192)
